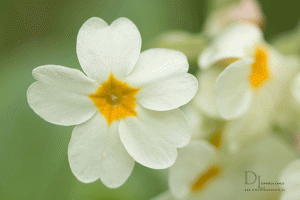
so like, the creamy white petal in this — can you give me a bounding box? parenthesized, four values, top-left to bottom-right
(225, 110, 271, 153)
(215, 59, 253, 119)
(181, 102, 203, 140)
(199, 23, 262, 69)
(77, 17, 141, 82)
(292, 74, 300, 104)
(68, 113, 108, 183)
(169, 140, 217, 199)
(190, 135, 297, 200)
(224, 80, 281, 153)
(27, 82, 97, 126)
(99, 122, 135, 188)
(198, 46, 216, 70)
(281, 190, 300, 200)
(237, 135, 298, 187)
(68, 114, 135, 188)
(268, 46, 300, 81)
(32, 65, 99, 94)
(193, 68, 223, 118)
(137, 74, 198, 111)
(119, 105, 191, 169)
(280, 159, 300, 195)
(125, 48, 189, 88)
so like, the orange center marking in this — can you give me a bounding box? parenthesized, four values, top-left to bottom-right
(89, 74, 139, 125)
(250, 45, 269, 89)
(191, 166, 222, 192)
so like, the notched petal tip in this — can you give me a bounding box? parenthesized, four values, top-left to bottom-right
(81, 17, 108, 30)
(77, 16, 141, 82)
(111, 17, 136, 26)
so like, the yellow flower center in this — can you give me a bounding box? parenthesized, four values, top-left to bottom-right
(191, 166, 222, 192)
(250, 45, 269, 89)
(89, 74, 139, 125)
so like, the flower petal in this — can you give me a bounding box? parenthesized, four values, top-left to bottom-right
(224, 82, 280, 153)
(281, 190, 300, 200)
(27, 82, 97, 126)
(215, 59, 253, 119)
(292, 73, 300, 104)
(32, 65, 99, 94)
(28, 65, 99, 126)
(268, 46, 300, 81)
(125, 48, 189, 88)
(68, 113, 135, 188)
(136, 74, 198, 111)
(100, 123, 135, 188)
(119, 105, 191, 169)
(199, 23, 262, 69)
(181, 102, 203, 140)
(280, 159, 300, 190)
(194, 68, 223, 118)
(191, 135, 297, 200)
(169, 141, 217, 199)
(77, 17, 141, 82)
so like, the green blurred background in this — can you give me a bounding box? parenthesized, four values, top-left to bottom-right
(0, 0, 299, 199)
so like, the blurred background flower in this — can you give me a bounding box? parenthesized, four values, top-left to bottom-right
(1, 0, 300, 199)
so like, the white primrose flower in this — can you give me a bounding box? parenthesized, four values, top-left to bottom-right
(199, 23, 299, 120)
(153, 135, 297, 200)
(27, 17, 198, 188)
(193, 65, 284, 153)
(279, 159, 300, 200)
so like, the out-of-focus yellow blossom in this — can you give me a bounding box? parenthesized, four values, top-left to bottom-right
(153, 135, 297, 200)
